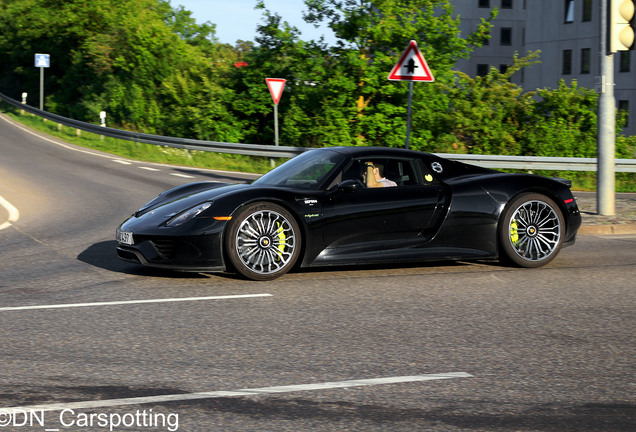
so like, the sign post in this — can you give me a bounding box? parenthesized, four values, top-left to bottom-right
(265, 78, 286, 147)
(35, 53, 50, 111)
(265, 78, 286, 167)
(387, 41, 434, 149)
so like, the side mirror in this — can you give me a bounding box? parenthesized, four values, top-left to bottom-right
(336, 179, 362, 192)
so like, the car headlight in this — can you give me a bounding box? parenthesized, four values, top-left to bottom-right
(165, 202, 212, 227)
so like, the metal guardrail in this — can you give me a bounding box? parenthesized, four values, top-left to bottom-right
(1, 92, 635, 171)
(0, 92, 305, 158)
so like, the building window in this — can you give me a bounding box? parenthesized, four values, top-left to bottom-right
(500, 64, 509, 73)
(562, 49, 573, 74)
(500, 27, 512, 45)
(583, 0, 592, 21)
(479, 0, 490, 7)
(618, 100, 630, 127)
(565, 0, 575, 23)
(581, 48, 591, 74)
(502, 0, 513, 8)
(619, 51, 631, 72)
(477, 64, 489, 76)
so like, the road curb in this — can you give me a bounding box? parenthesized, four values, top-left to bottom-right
(579, 224, 636, 235)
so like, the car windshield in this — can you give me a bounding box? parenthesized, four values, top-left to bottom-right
(253, 149, 345, 190)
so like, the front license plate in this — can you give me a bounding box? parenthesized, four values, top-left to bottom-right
(117, 229, 134, 245)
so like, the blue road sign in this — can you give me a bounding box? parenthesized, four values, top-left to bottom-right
(35, 53, 50, 68)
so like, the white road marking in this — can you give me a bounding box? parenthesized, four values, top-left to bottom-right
(0, 194, 20, 231)
(0, 294, 272, 312)
(1, 373, 473, 412)
(170, 173, 195, 178)
(139, 166, 160, 171)
(0, 114, 122, 161)
(112, 159, 132, 165)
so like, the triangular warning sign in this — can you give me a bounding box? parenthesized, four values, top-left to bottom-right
(266, 78, 286, 105)
(387, 40, 434, 82)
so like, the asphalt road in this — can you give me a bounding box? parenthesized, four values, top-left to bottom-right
(0, 113, 634, 432)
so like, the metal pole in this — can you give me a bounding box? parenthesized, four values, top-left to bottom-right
(405, 81, 414, 149)
(39, 67, 44, 111)
(597, 0, 616, 216)
(271, 104, 279, 168)
(274, 103, 279, 147)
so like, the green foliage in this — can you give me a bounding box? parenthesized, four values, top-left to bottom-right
(0, 0, 240, 140)
(432, 52, 539, 155)
(243, 0, 495, 148)
(521, 80, 599, 157)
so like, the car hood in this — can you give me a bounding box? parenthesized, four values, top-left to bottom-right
(132, 182, 249, 221)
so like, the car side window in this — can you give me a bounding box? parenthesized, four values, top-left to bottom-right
(328, 156, 440, 190)
(383, 159, 417, 186)
(341, 158, 428, 187)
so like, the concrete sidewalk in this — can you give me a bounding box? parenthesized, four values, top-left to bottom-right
(574, 191, 636, 235)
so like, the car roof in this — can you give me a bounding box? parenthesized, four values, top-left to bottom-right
(317, 146, 430, 158)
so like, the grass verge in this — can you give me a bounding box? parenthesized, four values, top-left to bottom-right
(1, 103, 281, 175)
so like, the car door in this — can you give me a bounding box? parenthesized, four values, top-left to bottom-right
(315, 156, 445, 263)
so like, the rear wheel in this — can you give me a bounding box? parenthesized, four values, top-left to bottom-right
(226, 202, 301, 281)
(499, 193, 564, 268)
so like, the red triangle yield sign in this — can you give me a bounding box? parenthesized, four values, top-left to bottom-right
(387, 40, 435, 82)
(266, 78, 286, 105)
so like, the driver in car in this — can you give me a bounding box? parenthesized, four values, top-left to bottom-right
(363, 162, 397, 188)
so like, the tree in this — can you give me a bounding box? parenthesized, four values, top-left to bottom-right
(0, 0, 241, 140)
(435, 51, 540, 155)
(240, 0, 495, 148)
(522, 79, 598, 158)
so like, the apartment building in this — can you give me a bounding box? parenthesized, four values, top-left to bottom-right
(453, 0, 636, 136)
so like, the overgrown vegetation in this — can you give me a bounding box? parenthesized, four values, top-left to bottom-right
(0, 0, 633, 190)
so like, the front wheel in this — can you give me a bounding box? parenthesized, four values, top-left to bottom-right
(499, 193, 564, 268)
(225, 202, 301, 281)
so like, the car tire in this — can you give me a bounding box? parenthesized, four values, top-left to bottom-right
(225, 202, 301, 281)
(499, 193, 564, 268)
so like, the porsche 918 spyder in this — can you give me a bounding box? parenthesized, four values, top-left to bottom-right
(116, 147, 581, 280)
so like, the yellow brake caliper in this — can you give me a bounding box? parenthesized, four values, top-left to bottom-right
(510, 220, 519, 244)
(275, 222, 286, 260)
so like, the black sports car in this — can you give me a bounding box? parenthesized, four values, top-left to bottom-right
(116, 147, 581, 280)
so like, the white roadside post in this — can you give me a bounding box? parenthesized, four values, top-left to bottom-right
(100, 111, 107, 140)
(21, 92, 27, 115)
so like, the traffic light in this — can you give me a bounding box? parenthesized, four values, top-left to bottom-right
(609, 0, 635, 52)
